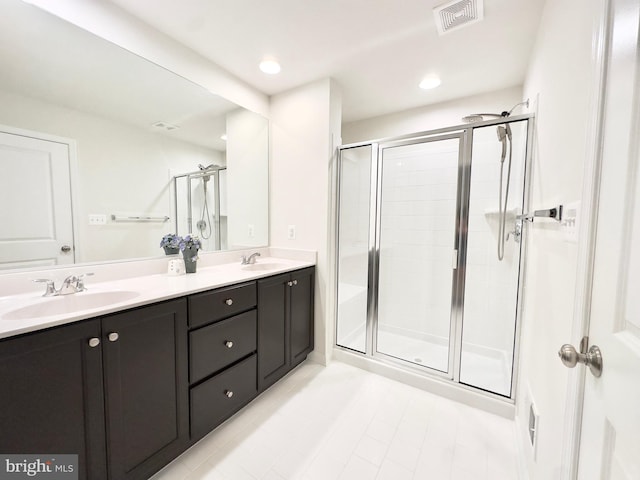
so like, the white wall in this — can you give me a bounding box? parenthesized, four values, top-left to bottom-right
(516, 0, 600, 478)
(226, 108, 269, 249)
(342, 86, 523, 144)
(0, 90, 222, 263)
(270, 78, 342, 364)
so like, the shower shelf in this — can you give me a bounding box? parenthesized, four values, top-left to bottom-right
(111, 214, 170, 223)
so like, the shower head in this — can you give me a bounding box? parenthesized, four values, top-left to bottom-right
(198, 164, 214, 171)
(461, 99, 530, 124)
(461, 112, 506, 123)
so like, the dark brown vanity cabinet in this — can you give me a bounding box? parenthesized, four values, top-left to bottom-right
(0, 266, 314, 480)
(257, 267, 315, 392)
(0, 298, 189, 480)
(101, 299, 189, 480)
(188, 282, 259, 440)
(0, 319, 107, 480)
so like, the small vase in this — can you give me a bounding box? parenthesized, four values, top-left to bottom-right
(163, 246, 180, 255)
(182, 247, 199, 274)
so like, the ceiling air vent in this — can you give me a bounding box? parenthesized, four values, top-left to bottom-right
(433, 0, 484, 35)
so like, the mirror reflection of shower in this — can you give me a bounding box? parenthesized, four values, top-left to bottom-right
(197, 164, 215, 240)
(462, 99, 529, 260)
(173, 165, 227, 252)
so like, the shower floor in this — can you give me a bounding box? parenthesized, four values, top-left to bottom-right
(339, 327, 511, 396)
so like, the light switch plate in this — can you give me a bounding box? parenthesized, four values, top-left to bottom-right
(287, 225, 296, 240)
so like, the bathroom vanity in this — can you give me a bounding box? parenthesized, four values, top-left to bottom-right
(0, 260, 315, 480)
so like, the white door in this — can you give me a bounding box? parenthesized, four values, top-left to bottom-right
(577, 0, 640, 477)
(0, 129, 75, 269)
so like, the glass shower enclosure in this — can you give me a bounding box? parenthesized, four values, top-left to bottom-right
(173, 167, 227, 252)
(335, 115, 532, 397)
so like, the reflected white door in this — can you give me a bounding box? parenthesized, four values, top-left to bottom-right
(0, 130, 74, 269)
(577, 0, 640, 477)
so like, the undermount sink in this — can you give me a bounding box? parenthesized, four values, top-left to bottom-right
(240, 262, 286, 272)
(3, 290, 140, 320)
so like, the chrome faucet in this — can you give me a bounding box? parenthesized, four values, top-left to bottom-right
(240, 252, 261, 265)
(34, 273, 94, 297)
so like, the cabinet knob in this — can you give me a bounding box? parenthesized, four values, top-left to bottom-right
(225, 341, 234, 348)
(287, 281, 293, 287)
(88, 337, 100, 348)
(293, 280, 298, 286)
(108, 332, 119, 342)
(225, 298, 233, 306)
(224, 390, 234, 398)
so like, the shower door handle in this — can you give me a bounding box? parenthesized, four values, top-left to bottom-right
(452, 249, 459, 269)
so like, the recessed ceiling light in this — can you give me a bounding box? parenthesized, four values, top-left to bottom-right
(220, 134, 227, 141)
(419, 76, 441, 90)
(259, 59, 281, 75)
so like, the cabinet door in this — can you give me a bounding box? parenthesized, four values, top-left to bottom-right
(102, 299, 188, 480)
(257, 272, 290, 392)
(290, 267, 315, 367)
(0, 320, 107, 480)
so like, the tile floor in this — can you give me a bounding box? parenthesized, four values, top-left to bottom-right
(151, 361, 520, 480)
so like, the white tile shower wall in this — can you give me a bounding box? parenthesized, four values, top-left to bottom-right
(377, 141, 459, 341)
(463, 127, 526, 356)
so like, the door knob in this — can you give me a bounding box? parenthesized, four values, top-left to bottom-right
(61, 245, 72, 253)
(558, 343, 603, 377)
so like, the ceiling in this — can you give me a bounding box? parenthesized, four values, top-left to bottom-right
(106, 0, 546, 122)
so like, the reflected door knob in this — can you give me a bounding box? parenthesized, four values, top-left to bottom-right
(558, 343, 603, 377)
(61, 245, 72, 253)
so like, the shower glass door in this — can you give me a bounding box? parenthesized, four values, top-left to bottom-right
(335, 144, 374, 353)
(335, 116, 531, 398)
(375, 135, 464, 373)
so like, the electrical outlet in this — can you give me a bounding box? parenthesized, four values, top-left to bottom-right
(248, 224, 255, 238)
(88, 214, 107, 225)
(287, 225, 296, 240)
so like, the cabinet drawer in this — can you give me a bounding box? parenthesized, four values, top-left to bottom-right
(190, 354, 257, 440)
(190, 310, 257, 384)
(189, 282, 257, 328)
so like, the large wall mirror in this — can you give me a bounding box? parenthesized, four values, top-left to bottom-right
(0, 0, 269, 272)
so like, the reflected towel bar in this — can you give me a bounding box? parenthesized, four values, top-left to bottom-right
(111, 215, 170, 222)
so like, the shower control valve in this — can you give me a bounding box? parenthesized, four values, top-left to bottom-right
(507, 222, 522, 243)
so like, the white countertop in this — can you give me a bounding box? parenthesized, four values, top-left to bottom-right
(0, 256, 314, 340)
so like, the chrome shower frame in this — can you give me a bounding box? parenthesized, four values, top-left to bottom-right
(333, 113, 535, 403)
(173, 166, 226, 250)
